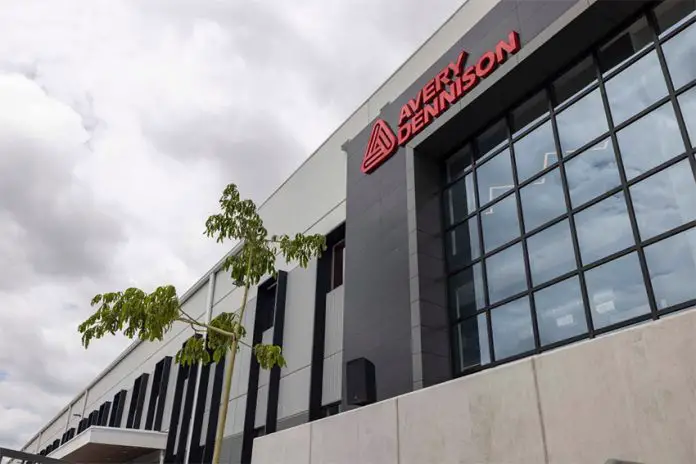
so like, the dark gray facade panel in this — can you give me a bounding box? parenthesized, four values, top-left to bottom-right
(342, 0, 597, 406)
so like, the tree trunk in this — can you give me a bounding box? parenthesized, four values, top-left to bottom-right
(211, 251, 253, 464)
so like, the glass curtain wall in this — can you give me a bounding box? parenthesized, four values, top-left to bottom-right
(444, 0, 696, 376)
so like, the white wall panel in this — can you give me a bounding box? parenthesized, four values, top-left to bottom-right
(255, 385, 268, 428)
(280, 261, 317, 376)
(257, 329, 273, 388)
(38, 409, 68, 449)
(277, 366, 310, 420)
(324, 286, 344, 358)
(321, 351, 342, 406)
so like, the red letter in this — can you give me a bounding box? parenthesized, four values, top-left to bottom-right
(412, 110, 425, 135)
(449, 51, 469, 77)
(398, 104, 413, 126)
(435, 67, 451, 92)
(398, 123, 412, 145)
(461, 66, 478, 94)
(407, 90, 424, 113)
(423, 100, 441, 126)
(495, 31, 521, 63)
(438, 84, 457, 110)
(476, 51, 497, 78)
(423, 79, 438, 104)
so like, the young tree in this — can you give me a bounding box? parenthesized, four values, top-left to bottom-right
(77, 183, 326, 464)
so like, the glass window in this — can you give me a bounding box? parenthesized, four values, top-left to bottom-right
(556, 88, 609, 155)
(491, 297, 535, 360)
(662, 20, 696, 89)
(631, 159, 696, 241)
(476, 148, 514, 207)
(617, 102, 685, 180)
(584, 252, 651, 329)
(481, 193, 520, 253)
(553, 56, 598, 107)
(655, 0, 696, 36)
(534, 276, 588, 346)
(605, 51, 668, 125)
(446, 144, 474, 183)
(513, 120, 558, 183)
(444, 173, 475, 226)
(526, 220, 576, 286)
(565, 138, 621, 208)
(486, 243, 527, 304)
(449, 264, 485, 320)
(645, 227, 696, 310)
(575, 192, 635, 265)
(597, 15, 653, 74)
(476, 119, 508, 161)
(678, 84, 696, 146)
(446, 217, 480, 271)
(511, 90, 549, 137)
(454, 314, 491, 371)
(520, 167, 566, 232)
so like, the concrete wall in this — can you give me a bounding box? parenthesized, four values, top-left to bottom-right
(252, 307, 696, 464)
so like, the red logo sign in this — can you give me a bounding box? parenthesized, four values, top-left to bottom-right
(361, 31, 521, 174)
(361, 119, 398, 174)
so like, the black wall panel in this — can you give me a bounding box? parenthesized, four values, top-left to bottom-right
(264, 271, 288, 434)
(154, 357, 173, 431)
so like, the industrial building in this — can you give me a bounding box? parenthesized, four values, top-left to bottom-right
(21, 0, 696, 462)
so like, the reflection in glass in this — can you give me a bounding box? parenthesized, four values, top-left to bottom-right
(476, 119, 508, 160)
(631, 160, 696, 241)
(527, 220, 575, 286)
(486, 243, 527, 304)
(481, 193, 520, 252)
(565, 138, 621, 208)
(678, 85, 696, 146)
(446, 217, 480, 271)
(605, 51, 668, 124)
(598, 15, 653, 74)
(617, 102, 684, 180)
(476, 148, 514, 207)
(645, 227, 696, 310)
(662, 20, 696, 90)
(575, 192, 634, 265)
(514, 120, 558, 183)
(444, 173, 475, 226)
(553, 56, 597, 107)
(446, 144, 474, 182)
(512, 90, 549, 137)
(534, 276, 588, 345)
(491, 297, 535, 360)
(655, 0, 696, 36)
(556, 89, 609, 155)
(520, 167, 566, 232)
(449, 264, 485, 320)
(585, 252, 650, 329)
(454, 314, 491, 371)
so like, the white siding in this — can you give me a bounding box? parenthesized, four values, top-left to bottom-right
(277, 366, 310, 420)
(280, 261, 317, 376)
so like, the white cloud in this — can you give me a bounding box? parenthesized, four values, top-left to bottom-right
(0, 0, 464, 450)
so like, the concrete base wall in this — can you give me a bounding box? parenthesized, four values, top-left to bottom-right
(252, 308, 696, 464)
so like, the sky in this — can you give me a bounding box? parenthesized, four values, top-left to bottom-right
(0, 0, 465, 450)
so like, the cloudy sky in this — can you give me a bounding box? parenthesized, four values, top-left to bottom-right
(0, 0, 464, 450)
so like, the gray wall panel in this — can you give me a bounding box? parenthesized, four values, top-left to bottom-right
(277, 366, 310, 420)
(323, 286, 344, 358)
(280, 261, 317, 376)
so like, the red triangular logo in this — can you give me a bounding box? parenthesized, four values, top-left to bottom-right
(361, 119, 398, 174)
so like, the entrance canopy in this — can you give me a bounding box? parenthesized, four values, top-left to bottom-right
(47, 427, 167, 463)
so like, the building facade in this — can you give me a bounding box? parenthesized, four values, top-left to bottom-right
(23, 0, 696, 463)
